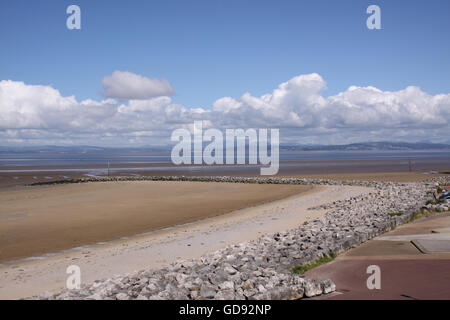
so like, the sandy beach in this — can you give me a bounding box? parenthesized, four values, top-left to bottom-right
(0, 181, 312, 263)
(0, 168, 447, 300)
(0, 181, 372, 299)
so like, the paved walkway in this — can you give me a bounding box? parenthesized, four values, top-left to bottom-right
(306, 212, 450, 300)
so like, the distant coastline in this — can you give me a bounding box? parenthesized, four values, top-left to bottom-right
(0, 149, 449, 167)
(1, 143, 449, 188)
(1, 141, 450, 155)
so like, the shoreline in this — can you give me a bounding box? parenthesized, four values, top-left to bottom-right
(0, 159, 449, 189)
(0, 183, 372, 299)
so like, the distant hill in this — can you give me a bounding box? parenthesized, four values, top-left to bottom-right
(0, 145, 170, 154)
(0, 141, 449, 154)
(280, 142, 450, 151)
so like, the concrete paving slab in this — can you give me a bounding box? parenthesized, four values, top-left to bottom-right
(305, 259, 450, 300)
(304, 212, 450, 299)
(375, 233, 450, 241)
(412, 239, 450, 253)
(343, 240, 423, 257)
(432, 227, 450, 233)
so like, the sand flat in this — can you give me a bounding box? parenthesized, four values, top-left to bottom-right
(0, 181, 310, 263)
(1, 161, 449, 189)
(0, 183, 373, 299)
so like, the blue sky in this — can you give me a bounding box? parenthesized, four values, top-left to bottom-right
(0, 0, 449, 146)
(1, 0, 449, 107)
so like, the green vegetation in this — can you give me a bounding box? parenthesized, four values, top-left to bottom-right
(407, 208, 449, 223)
(291, 252, 337, 274)
(407, 209, 434, 223)
(410, 189, 449, 223)
(388, 211, 404, 217)
(426, 199, 444, 205)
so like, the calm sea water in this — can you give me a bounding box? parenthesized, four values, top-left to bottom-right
(0, 150, 449, 167)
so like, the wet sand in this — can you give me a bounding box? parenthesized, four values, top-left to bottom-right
(0, 158, 449, 188)
(0, 181, 310, 263)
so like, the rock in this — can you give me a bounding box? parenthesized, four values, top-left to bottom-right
(215, 289, 236, 300)
(320, 279, 336, 294)
(146, 283, 158, 291)
(189, 290, 199, 300)
(241, 279, 255, 290)
(115, 293, 129, 300)
(265, 287, 292, 300)
(289, 285, 305, 300)
(224, 265, 237, 275)
(243, 288, 258, 298)
(200, 284, 217, 299)
(175, 273, 188, 284)
(303, 280, 323, 298)
(218, 281, 235, 290)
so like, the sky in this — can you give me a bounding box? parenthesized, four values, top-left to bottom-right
(0, 0, 449, 146)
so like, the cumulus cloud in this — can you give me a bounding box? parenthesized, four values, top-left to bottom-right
(212, 73, 328, 128)
(0, 80, 117, 132)
(101, 71, 175, 100)
(0, 73, 449, 146)
(211, 73, 450, 143)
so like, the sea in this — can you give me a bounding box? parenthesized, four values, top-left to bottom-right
(1, 150, 449, 167)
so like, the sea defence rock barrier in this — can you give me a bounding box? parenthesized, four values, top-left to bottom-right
(30, 175, 449, 300)
(29, 175, 398, 187)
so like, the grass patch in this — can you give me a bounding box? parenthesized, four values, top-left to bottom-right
(437, 186, 443, 194)
(426, 199, 444, 205)
(388, 211, 404, 217)
(291, 252, 337, 274)
(407, 208, 447, 223)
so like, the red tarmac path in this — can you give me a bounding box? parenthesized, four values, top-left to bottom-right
(305, 212, 450, 300)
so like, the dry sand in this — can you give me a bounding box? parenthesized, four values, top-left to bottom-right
(285, 171, 446, 182)
(0, 181, 310, 263)
(0, 182, 373, 299)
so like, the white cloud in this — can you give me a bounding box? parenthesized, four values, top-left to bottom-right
(327, 85, 448, 129)
(0, 80, 117, 132)
(0, 73, 449, 146)
(101, 71, 175, 100)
